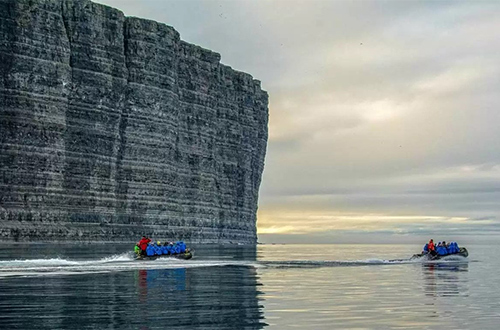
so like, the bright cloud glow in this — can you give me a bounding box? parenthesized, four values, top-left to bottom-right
(257, 212, 478, 235)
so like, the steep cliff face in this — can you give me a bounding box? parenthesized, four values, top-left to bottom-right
(0, 0, 268, 242)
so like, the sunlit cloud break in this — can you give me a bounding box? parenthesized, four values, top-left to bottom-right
(257, 211, 495, 235)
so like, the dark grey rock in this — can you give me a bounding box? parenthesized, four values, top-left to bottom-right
(0, 0, 268, 243)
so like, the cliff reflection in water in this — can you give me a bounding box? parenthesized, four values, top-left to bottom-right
(421, 263, 469, 297)
(133, 267, 266, 329)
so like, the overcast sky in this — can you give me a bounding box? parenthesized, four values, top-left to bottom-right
(96, 0, 500, 244)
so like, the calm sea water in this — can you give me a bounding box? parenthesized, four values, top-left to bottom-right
(0, 243, 499, 329)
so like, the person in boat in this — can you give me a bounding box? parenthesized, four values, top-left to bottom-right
(138, 236, 151, 256)
(427, 239, 437, 256)
(168, 242, 175, 255)
(447, 241, 455, 254)
(154, 241, 163, 256)
(163, 242, 171, 255)
(427, 239, 435, 251)
(178, 241, 186, 253)
(146, 243, 155, 257)
(436, 241, 448, 256)
(134, 244, 141, 257)
(161, 242, 169, 255)
(173, 242, 180, 254)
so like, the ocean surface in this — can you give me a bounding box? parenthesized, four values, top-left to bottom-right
(0, 243, 499, 329)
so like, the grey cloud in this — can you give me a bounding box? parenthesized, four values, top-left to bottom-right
(96, 0, 500, 240)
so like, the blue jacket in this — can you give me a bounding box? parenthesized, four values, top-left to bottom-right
(146, 245, 155, 256)
(437, 246, 448, 256)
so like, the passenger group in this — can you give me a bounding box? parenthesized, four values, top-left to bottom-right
(422, 239, 460, 256)
(134, 236, 188, 257)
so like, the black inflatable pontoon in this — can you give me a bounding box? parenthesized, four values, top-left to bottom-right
(411, 247, 468, 260)
(135, 251, 193, 261)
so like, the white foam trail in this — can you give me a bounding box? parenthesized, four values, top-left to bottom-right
(0, 252, 135, 267)
(0, 258, 81, 266)
(0, 254, 468, 279)
(0, 254, 259, 279)
(94, 253, 135, 263)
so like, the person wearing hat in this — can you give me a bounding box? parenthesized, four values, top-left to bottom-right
(154, 241, 163, 255)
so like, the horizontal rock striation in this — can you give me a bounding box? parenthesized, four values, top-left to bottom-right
(0, 0, 268, 243)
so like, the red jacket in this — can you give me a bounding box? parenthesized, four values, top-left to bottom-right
(428, 241, 435, 251)
(138, 238, 151, 251)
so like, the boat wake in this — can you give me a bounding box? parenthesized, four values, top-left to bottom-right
(0, 254, 469, 278)
(0, 253, 256, 279)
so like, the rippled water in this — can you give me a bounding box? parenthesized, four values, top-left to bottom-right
(0, 243, 498, 329)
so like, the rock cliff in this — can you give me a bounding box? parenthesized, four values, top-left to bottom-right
(0, 0, 268, 243)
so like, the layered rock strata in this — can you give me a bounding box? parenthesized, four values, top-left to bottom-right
(0, 0, 268, 242)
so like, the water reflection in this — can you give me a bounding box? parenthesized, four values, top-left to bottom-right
(0, 245, 267, 330)
(422, 263, 469, 298)
(132, 266, 266, 329)
(136, 268, 187, 300)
